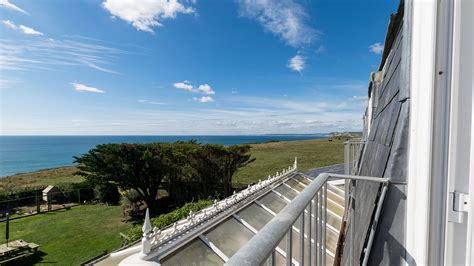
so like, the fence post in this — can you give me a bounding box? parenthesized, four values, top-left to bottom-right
(47, 194, 51, 212)
(36, 193, 40, 214)
(78, 189, 81, 205)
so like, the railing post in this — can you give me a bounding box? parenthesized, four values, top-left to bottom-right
(300, 212, 304, 266)
(269, 250, 275, 266)
(350, 180, 355, 266)
(344, 142, 350, 175)
(318, 190, 323, 266)
(308, 202, 312, 266)
(313, 194, 319, 265)
(286, 230, 292, 266)
(322, 183, 327, 266)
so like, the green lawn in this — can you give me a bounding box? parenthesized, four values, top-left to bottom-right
(233, 138, 345, 185)
(0, 205, 132, 265)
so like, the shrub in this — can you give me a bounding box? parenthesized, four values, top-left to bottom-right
(125, 199, 213, 243)
(55, 181, 95, 203)
(94, 183, 120, 205)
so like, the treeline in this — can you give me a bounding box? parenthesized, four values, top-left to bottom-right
(74, 141, 254, 214)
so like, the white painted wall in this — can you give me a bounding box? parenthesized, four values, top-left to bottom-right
(445, 0, 474, 264)
(406, 0, 437, 264)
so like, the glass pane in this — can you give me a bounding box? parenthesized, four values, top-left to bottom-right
(160, 238, 223, 266)
(293, 174, 312, 185)
(294, 212, 311, 236)
(327, 211, 342, 231)
(238, 203, 274, 230)
(328, 198, 344, 217)
(274, 184, 299, 200)
(326, 227, 339, 253)
(278, 229, 311, 266)
(205, 217, 255, 258)
(327, 188, 345, 206)
(262, 251, 286, 266)
(285, 178, 307, 192)
(258, 191, 288, 214)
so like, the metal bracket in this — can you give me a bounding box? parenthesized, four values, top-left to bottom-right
(448, 191, 469, 223)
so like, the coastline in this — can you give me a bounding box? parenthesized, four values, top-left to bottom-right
(0, 137, 349, 191)
(0, 135, 335, 177)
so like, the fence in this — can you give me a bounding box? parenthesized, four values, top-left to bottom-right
(344, 139, 365, 175)
(0, 188, 95, 221)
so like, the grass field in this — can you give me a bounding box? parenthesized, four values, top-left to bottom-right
(233, 138, 345, 185)
(0, 205, 132, 265)
(0, 166, 83, 191)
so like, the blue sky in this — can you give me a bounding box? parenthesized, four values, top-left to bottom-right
(0, 0, 398, 135)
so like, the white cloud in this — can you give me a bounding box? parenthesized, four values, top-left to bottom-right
(287, 55, 305, 72)
(369, 42, 384, 54)
(236, 0, 317, 48)
(2, 20, 43, 35)
(0, 37, 122, 74)
(196, 84, 215, 95)
(173, 80, 193, 91)
(18, 25, 43, 35)
(194, 96, 214, 103)
(71, 82, 105, 94)
(174, 81, 215, 95)
(137, 99, 166, 105)
(102, 0, 195, 33)
(0, 0, 29, 15)
(352, 95, 367, 100)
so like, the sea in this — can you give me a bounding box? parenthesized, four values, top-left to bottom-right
(0, 135, 325, 177)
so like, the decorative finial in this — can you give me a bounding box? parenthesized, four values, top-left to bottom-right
(141, 208, 152, 254)
(142, 208, 151, 236)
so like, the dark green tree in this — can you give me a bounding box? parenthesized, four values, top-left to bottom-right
(74, 143, 171, 214)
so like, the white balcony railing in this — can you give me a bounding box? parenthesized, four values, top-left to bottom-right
(226, 173, 389, 266)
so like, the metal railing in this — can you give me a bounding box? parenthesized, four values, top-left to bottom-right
(344, 139, 365, 175)
(225, 173, 389, 266)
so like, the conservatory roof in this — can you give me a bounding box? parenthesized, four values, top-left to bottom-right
(95, 160, 346, 266)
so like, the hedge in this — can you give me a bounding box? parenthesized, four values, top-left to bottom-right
(125, 199, 213, 243)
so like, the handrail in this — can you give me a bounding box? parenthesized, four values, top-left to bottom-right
(225, 173, 389, 266)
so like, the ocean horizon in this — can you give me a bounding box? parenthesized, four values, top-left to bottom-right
(0, 135, 326, 177)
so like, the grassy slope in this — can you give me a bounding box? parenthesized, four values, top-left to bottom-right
(0, 205, 132, 265)
(0, 166, 82, 191)
(233, 138, 345, 185)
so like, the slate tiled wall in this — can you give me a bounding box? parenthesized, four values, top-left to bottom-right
(341, 7, 410, 265)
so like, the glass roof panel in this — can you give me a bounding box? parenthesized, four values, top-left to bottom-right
(274, 184, 299, 200)
(160, 238, 223, 266)
(205, 217, 255, 258)
(327, 211, 342, 230)
(285, 178, 307, 192)
(237, 203, 274, 230)
(293, 174, 312, 185)
(258, 191, 289, 213)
